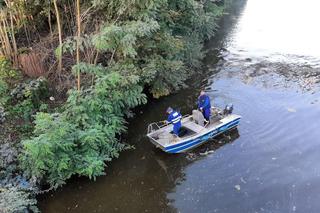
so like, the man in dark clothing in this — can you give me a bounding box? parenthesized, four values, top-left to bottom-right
(166, 107, 182, 135)
(198, 90, 211, 123)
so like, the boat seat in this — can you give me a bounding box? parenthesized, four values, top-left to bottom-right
(183, 122, 204, 133)
(192, 110, 205, 127)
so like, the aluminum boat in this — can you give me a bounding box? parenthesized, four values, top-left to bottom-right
(146, 106, 241, 153)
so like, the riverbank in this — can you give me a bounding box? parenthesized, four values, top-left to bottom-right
(0, 0, 234, 212)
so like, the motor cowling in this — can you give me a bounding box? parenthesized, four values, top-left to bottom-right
(224, 103, 233, 115)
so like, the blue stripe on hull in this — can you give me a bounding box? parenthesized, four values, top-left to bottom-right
(164, 118, 240, 153)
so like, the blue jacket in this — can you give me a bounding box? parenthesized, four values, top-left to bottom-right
(198, 94, 211, 110)
(167, 111, 182, 126)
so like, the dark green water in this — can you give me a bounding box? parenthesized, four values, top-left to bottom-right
(39, 0, 320, 212)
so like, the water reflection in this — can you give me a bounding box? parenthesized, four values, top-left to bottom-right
(229, 0, 320, 65)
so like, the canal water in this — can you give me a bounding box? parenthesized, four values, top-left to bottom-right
(39, 0, 320, 212)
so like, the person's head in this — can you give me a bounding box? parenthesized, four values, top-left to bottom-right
(166, 107, 173, 114)
(200, 90, 206, 96)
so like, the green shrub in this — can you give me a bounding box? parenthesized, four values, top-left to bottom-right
(39, 103, 48, 112)
(9, 77, 49, 121)
(20, 71, 146, 188)
(0, 79, 8, 123)
(10, 99, 34, 121)
(10, 77, 48, 106)
(0, 56, 20, 81)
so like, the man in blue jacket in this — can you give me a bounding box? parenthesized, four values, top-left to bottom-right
(198, 90, 211, 123)
(166, 107, 182, 136)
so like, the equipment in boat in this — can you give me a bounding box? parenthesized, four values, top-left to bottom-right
(223, 103, 233, 115)
(146, 105, 241, 153)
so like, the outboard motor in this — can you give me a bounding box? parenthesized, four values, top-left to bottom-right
(223, 103, 233, 115)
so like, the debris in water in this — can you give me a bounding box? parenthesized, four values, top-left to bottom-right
(272, 157, 277, 160)
(199, 150, 214, 156)
(240, 177, 247, 184)
(287, 108, 297, 113)
(234, 185, 241, 191)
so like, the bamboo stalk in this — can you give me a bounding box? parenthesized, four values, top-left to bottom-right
(0, 24, 8, 58)
(0, 13, 13, 61)
(9, 10, 18, 65)
(53, 0, 63, 74)
(93, 50, 99, 65)
(76, 0, 81, 90)
(48, 1, 53, 36)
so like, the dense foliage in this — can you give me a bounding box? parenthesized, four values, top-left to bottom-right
(20, 0, 228, 188)
(0, 0, 231, 192)
(21, 70, 146, 187)
(0, 57, 17, 109)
